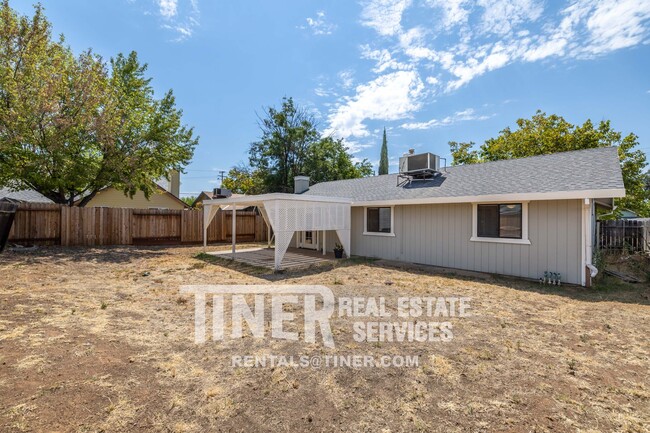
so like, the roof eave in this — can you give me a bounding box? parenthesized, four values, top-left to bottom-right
(349, 188, 626, 207)
(202, 193, 353, 206)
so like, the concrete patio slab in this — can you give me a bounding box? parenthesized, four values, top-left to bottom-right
(206, 247, 335, 270)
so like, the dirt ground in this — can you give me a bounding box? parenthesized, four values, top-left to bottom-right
(0, 244, 649, 433)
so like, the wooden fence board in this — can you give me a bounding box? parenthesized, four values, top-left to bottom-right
(598, 219, 649, 252)
(224, 211, 257, 242)
(180, 210, 202, 243)
(8, 204, 268, 247)
(207, 210, 224, 243)
(9, 203, 60, 245)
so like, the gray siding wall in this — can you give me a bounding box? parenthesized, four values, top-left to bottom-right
(350, 200, 583, 285)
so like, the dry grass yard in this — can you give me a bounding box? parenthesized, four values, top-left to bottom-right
(0, 244, 649, 432)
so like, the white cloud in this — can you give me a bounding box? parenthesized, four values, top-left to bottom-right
(583, 0, 650, 55)
(315, 87, 334, 97)
(325, 70, 424, 138)
(477, 0, 543, 35)
(360, 0, 412, 36)
(321, 0, 650, 137)
(522, 36, 567, 61)
(302, 10, 337, 35)
(346, 141, 375, 154)
(338, 70, 355, 89)
(426, 0, 472, 29)
(402, 0, 649, 91)
(158, 0, 178, 18)
(447, 41, 524, 90)
(361, 45, 412, 73)
(146, 0, 200, 41)
(401, 108, 491, 130)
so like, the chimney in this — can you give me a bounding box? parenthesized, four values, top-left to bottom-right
(294, 176, 310, 194)
(169, 170, 180, 198)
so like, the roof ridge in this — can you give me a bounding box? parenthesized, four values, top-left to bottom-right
(450, 146, 617, 169)
(311, 147, 618, 188)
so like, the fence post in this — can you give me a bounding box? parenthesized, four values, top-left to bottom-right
(60, 206, 68, 246)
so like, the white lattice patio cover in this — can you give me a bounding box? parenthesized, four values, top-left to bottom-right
(203, 194, 352, 270)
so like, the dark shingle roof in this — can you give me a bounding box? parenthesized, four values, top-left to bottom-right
(0, 188, 53, 203)
(304, 147, 624, 203)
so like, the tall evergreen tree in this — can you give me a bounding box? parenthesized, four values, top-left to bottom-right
(378, 127, 389, 175)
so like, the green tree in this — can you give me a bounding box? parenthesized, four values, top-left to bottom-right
(249, 97, 319, 192)
(0, 2, 197, 205)
(222, 164, 266, 195)
(181, 196, 196, 207)
(378, 127, 389, 175)
(248, 97, 372, 193)
(448, 111, 649, 217)
(304, 136, 373, 184)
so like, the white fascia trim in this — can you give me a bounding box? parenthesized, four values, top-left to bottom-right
(470, 202, 530, 245)
(203, 193, 353, 207)
(350, 188, 625, 207)
(363, 205, 395, 237)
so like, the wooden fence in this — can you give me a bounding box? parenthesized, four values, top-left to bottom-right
(598, 219, 650, 252)
(7, 203, 268, 247)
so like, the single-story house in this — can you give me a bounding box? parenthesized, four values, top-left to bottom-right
(79, 171, 189, 210)
(202, 147, 624, 286)
(192, 191, 218, 208)
(191, 189, 252, 210)
(80, 184, 189, 210)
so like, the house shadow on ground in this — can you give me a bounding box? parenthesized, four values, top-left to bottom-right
(195, 252, 650, 306)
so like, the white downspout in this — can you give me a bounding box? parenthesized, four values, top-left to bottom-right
(587, 199, 598, 279)
(583, 198, 598, 286)
(231, 207, 236, 258)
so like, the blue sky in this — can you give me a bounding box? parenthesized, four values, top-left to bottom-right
(14, 0, 650, 197)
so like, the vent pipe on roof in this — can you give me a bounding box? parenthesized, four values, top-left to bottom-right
(294, 176, 310, 194)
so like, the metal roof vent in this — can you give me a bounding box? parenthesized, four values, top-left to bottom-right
(397, 152, 443, 187)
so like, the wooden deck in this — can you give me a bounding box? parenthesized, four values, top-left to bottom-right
(206, 247, 335, 270)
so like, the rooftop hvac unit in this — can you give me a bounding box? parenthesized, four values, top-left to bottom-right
(213, 188, 232, 198)
(397, 152, 443, 187)
(399, 152, 440, 174)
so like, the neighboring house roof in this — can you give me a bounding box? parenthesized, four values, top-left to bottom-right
(191, 191, 216, 207)
(193, 191, 251, 209)
(77, 184, 190, 209)
(304, 147, 625, 204)
(0, 188, 53, 203)
(620, 209, 638, 219)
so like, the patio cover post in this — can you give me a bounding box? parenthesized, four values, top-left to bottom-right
(203, 204, 219, 251)
(274, 231, 294, 270)
(335, 229, 351, 258)
(231, 207, 236, 258)
(322, 230, 326, 255)
(203, 204, 209, 250)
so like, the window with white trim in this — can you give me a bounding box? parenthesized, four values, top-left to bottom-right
(364, 206, 394, 236)
(471, 202, 530, 244)
(477, 203, 522, 239)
